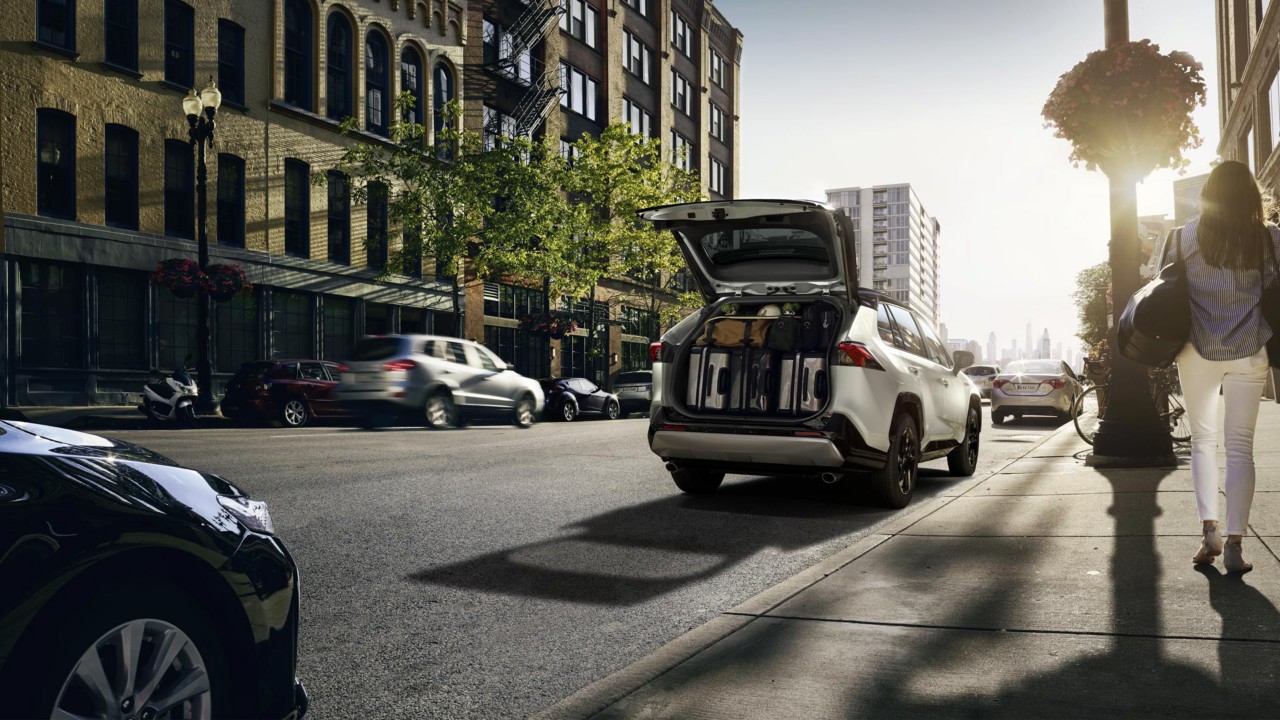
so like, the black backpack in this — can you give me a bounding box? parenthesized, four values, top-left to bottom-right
(765, 316, 800, 352)
(799, 303, 838, 350)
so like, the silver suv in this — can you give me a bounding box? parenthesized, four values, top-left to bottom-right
(641, 200, 981, 508)
(335, 335, 544, 428)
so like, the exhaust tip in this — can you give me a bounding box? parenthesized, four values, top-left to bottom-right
(820, 472, 841, 484)
(665, 462, 679, 472)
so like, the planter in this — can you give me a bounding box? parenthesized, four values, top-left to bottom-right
(204, 264, 252, 303)
(153, 259, 203, 298)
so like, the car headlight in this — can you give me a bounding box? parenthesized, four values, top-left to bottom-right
(218, 495, 276, 535)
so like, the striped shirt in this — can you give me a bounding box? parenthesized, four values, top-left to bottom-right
(1158, 218, 1280, 361)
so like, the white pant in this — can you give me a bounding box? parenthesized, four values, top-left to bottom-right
(1176, 343, 1269, 535)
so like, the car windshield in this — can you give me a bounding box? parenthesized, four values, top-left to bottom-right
(1006, 360, 1062, 375)
(352, 337, 404, 361)
(616, 372, 651, 384)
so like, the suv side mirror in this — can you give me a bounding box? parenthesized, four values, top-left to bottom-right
(952, 350, 975, 372)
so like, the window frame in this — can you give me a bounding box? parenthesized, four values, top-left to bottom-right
(36, 109, 77, 221)
(709, 103, 725, 142)
(163, 138, 194, 239)
(559, 62, 599, 121)
(669, 129, 694, 171)
(433, 61, 455, 148)
(709, 47, 725, 88)
(37, 0, 76, 52)
(217, 19, 245, 107)
(365, 30, 391, 136)
(400, 46, 425, 127)
(622, 97, 652, 136)
(283, 0, 314, 110)
(163, 0, 195, 89)
(708, 156, 726, 196)
(670, 10, 690, 57)
(284, 158, 311, 259)
(216, 153, 246, 248)
(104, 124, 139, 230)
(366, 181, 389, 270)
(96, 268, 146, 370)
(670, 69, 690, 115)
(559, 0, 598, 49)
(327, 171, 351, 265)
(103, 0, 137, 70)
(623, 31, 652, 84)
(621, 0, 650, 19)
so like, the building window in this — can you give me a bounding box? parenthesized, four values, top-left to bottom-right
(157, 288, 196, 372)
(483, 282, 547, 320)
(560, 335, 590, 380)
(484, 326, 549, 379)
(20, 261, 83, 369)
(216, 153, 245, 248)
(559, 137, 579, 163)
(97, 269, 146, 370)
(559, 62, 599, 121)
(620, 306, 657, 338)
(669, 130, 694, 171)
(284, 159, 310, 258)
(324, 12, 353, 120)
(401, 46, 425, 126)
(365, 31, 390, 136)
(272, 290, 314, 359)
(670, 69, 690, 116)
(216, 292, 257, 372)
(559, 0, 597, 49)
(483, 105, 519, 150)
(164, 0, 194, 89)
(401, 229, 423, 278)
(365, 302, 390, 335)
(322, 296, 354, 361)
(37, 0, 76, 51)
(104, 0, 137, 69)
(709, 47, 725, 88)
(217, 20, 245, 106)
(709, 157, 726, 196)
(284, 0, 314, 109)
(164, 139, 193, 239)
(670, 10, 690, 57)
(620, 0, 649, 18)
(433, 62, 455, 148)
(622, 97, 652, 136)
(327, 171, 351, 265)
(104, 124, 138, 229)
(484, 18, 532, 85)
(709, 103, 725, 142)
(36, 109, 76, 220)
(1269, 69, 1280, 157)
(367, 181, 388, 270)
(623, 31, 651, 83)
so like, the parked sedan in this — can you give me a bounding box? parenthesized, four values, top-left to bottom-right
(990, 359, 1083, 423)
(962, 364, 1001, 399)
(0, 420, 307, 719)
(221, 359, 351, 428)
(614, 370, 653, 415)
(540, 378, 621, 421)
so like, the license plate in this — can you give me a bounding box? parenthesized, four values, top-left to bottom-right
(1015, 383, 1038, 392)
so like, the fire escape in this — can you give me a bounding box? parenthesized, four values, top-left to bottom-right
(483, 0, 563, 139)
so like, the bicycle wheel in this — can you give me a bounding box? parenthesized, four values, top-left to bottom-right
(1164, 390, 1191, 443)
(1073, 385, 1104, 446)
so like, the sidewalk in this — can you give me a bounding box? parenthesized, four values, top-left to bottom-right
(0, 406, 236, 430)
(539, 401, 1280, 719)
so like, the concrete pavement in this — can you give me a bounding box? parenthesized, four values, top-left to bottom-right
(539, 400, 1280, 719)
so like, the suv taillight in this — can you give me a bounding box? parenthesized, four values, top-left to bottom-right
(649, 341, 668, 363)
(836, 342, 885, 370)
(383, 359, 416, 371)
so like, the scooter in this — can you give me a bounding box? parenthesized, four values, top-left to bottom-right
(139, 357, 199, 427)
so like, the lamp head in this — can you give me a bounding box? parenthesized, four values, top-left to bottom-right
(182, 89, 203, 119)
(200, 79, 222, 116)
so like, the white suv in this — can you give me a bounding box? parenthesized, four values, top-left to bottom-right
(641, 200, 982, 508)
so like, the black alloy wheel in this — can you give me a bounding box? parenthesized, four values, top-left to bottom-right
(870, 414, 919, 509)
(604, 400, 620, 420)
(947, 406, 980, 477)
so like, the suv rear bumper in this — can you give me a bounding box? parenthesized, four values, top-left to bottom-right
(647, 408, 886, 472)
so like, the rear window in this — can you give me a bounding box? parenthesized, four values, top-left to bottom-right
(1006, 360, 1062, 375)
(963, 366, 998, 377)
(698, 227, 828, 266)
(352, 338, 405, 361)
(616, 372, 651, 384)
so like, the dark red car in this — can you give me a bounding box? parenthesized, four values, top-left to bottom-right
(221, 360, 351, 428)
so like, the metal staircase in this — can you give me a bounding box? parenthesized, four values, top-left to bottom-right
(482, 0, 563, 140)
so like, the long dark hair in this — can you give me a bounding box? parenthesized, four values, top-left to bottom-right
(1197, 160, 1275, 269)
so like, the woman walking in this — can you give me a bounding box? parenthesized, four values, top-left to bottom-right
(1172, 160, 1279, 573)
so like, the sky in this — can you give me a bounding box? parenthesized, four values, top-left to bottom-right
(729, 0, 1220, 359)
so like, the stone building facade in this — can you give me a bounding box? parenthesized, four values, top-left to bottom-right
(1, 0, 466, 405)
(1215, 0, 1279, 196)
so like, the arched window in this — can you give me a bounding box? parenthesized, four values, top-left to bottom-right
(400, 46, 424, 127)
(365, 31, 390, 136)
(433, 61, 454, 137)
(283, 0, 313, 109)
(326, 12, 353, 120)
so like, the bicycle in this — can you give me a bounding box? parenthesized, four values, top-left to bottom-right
(1073, 364, 1190, 445)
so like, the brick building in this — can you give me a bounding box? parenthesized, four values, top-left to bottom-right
(461, 0, 742, 385)
(1215, 0, 1279, 194)
(0, 0, 466, 406)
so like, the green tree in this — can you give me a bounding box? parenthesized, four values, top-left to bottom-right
(1072, 261, 1111, 352)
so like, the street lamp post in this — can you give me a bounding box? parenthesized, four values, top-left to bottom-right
(183, 80, 222, 414)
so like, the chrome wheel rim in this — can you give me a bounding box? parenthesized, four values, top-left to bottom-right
(897, 426, 917, 495)
(516, 399, 534, 426)
(561, 403, 574, 421)
(607, 402, 618, 419)
(966, 412, 979, 466)
(54, 619, 210, 720)
(283, 400, 306, 426)
(427, 396, 454, 427)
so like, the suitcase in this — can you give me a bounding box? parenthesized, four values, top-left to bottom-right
(688, 346, 734, 412)
(741, 348, 777, 414)
(797, 352, 829, 413)
(687, 346, 710, 408)
(777, 352, 803, 415)
(799, 303, 838, 350)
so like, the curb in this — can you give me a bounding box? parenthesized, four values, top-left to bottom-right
(534, 421, 1081, 719)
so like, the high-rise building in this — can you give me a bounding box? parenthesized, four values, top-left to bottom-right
(987, 332, 997, 365)
(1025, 323, 1033, 359)
(825, 184, 941, 327)
(1040, 329, 1050, 360)
(1213, 3, 1278, 209)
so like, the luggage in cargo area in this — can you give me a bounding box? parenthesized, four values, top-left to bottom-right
(695, 317, 774, 348)
(687, 346, 734, 412)
(777, 351, 828, 416)
(726, 348, 777, 414)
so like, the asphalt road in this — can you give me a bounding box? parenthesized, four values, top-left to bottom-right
(104, 403, 1065, 719)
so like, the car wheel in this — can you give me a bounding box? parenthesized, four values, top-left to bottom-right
(869, 413, 919, 509)
(3, 581, 232, 720)
(670, 466, 724, 494)
(512, 394, 536, 429)
(604, 400, 620, 420)
(947, 406, 980, 477)
(559, 400, 578, 422)
(280, 399, 309, 428)
(425, 392, 458, 429)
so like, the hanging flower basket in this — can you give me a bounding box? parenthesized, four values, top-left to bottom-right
(1042, 39, 1206, 177)
(152, 258, 203, 298)
(204, 263, 253, 302)
(518, 311, 578, 339)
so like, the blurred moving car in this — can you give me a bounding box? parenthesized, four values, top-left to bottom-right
(961, 364, 1001, 399)
(221, 360, 352, 428)
(335, 335, 544, 428)
(613, 370, 653, 415)
(0, 420, 307, 720)
(990, 359, 1083, 423)
(540, 378, 621, 421)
